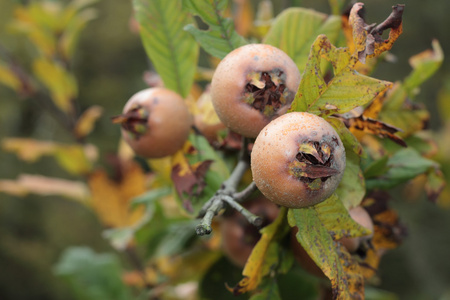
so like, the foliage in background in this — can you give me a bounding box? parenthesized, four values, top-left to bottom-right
(0, 0, 446, 299)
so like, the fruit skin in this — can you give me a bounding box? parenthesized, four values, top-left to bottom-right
(340, 206, 374, 253)
(220, 196, 279, 268)
(211, 44, 301, 138)
(251, 112, 346, 208)
(118, 87, 192, 158)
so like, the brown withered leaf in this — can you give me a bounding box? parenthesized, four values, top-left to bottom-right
(349, 2, 404, 64)
(342, 115, 406, 147)
(170, 147, 213, 213)
(358, 191, 408, 279)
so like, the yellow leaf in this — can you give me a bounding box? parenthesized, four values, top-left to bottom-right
(88, 160, 147, 228)
(233, 0, 254, 37)
(74, 105, 103, 139)
(2, 138, 95, 175)
(9, 7, 57, 57)
(0, 63, 22, 92)
(0, 174, 89, 202)
(2, 138, 55, 161)
(32, 57, 77, 113)
(233, 207, 288, 295)
(54, 144, 93, 175)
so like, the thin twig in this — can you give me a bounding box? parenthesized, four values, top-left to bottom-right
(222, 195, 263, 227)
(233, 181, 257, 202)
(195, 137, 257, 235)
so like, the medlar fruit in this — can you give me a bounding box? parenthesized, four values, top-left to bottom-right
(211, 44, 301, 138)
(339, 206, 374, 253)
(113, 87, 192, 158)
(251, 112, 346, 208)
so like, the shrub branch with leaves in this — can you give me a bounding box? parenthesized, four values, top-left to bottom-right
(0, 0, 445, 299)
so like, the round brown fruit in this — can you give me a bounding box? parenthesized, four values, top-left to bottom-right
(340, 206, 374, 253)
(211, 44, 301, 138)
(113, 87, 192, 158)
(220, 196, 279, 268)
(251, 112, 346, 208)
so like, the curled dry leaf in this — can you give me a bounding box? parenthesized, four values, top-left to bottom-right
(349, 2, 404, 63)
(170, 142, 213, 213)
(358, 191, 408, 279)
(338, 114, 407, 147)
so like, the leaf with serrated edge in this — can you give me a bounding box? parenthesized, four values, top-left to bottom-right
(336, 150, 366, 210)
(288, 197, 367, 299)
(290, 34, 392, 117)
(134, 0, 198, 98)
(183, 0, 246, 59)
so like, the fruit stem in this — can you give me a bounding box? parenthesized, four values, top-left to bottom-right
(222, 195, 263, 228)
(196, 137, 260, 235)
(233, 182, 257, 202)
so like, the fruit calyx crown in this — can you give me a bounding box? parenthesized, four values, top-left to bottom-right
(244, 68, 292, 117)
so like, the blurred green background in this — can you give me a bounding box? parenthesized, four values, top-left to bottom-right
(0, 0, 449, 299)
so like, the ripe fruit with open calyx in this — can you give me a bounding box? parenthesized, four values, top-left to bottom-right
(251, 112, 346, 208)
(211, 44, 301, 138)
(340, 206, 374, 253)
(112, 87, 192, 158)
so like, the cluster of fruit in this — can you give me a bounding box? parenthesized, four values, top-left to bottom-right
(114, 43, 373, 266)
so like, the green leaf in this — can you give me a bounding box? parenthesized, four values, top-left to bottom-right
(327, 117, 364, 157)
(54, 247, 132, 300)
(133, 0, 199, 98)
(288, 207, 349, 297)
(154, 220, 197, 257)
(290, 35, 392, 117)
(249, 277, 281, 300)
(404, 39, 443, 96)
(311, 70, 392, 116)
(335, 150, 366, 210)
(130, 186, 172, 209)
(32, 58, 77, 113)
(288, 199, 366, 298)
(362, 155, 390, 179)
(328, 0, 346, 15)
(313, 194, 371, 240)
(264, 8, 341, 72)
(366, 148, 439, 190)
(183, 0, 247, 59)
